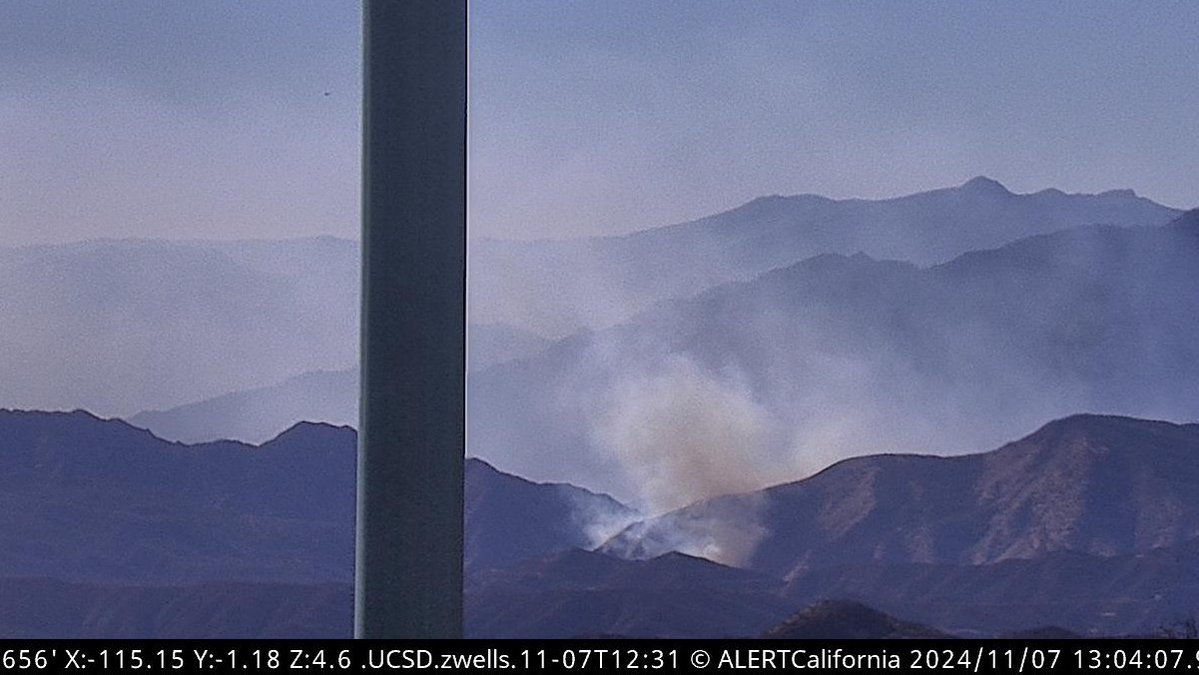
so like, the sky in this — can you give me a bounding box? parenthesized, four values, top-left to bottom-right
(2, 1, 1197, 245)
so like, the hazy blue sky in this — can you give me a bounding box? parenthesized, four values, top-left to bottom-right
(1, 0, 361, 245)
(2, 1, 1196, 244)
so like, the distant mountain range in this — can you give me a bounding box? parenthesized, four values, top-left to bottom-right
(470, 209, 1199, 499)
(3, 179, 1197, 638)
(130, 369, 359, 445)
(0, 179, 1180, 424)
(470, 177, 1180, 335)
(0, 233, 548, 421)
(115, 201, 1199, 483)
(128, 322, 548, 444)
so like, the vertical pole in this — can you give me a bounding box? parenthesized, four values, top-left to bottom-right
(357, 0, 466, 638)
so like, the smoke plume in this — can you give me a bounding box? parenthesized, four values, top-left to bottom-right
(594, 356, 776, 564)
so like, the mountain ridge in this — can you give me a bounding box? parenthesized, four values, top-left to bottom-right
(601, 414, 1199, 575)
(4, 410, 1199, 637)
(469, 177, 1179, 334)
(128, 322, 551, 444)
(470, 216, 1199, 498)
(0, 410, 632, 582)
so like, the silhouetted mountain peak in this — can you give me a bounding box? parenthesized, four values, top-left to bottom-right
(1011, 414, 1190, 457)
(467, 456, 517, 478)
(468, 455, 633, 510)
(807, 251, 872, 266)
(762, 600, 949, 639)
(793, 250, 886, 270)
(1, 407, 99, 424)
(758, 250, 918, 289)
(960, 175, 1012, 196)
(1053, 411, 1159, 427)
(265, 420, 355, 448)
(1, 408, 176, 447)
(1034, 187, 1067, 197)
(466, 456, 538, 488)
(651, 550, 721, 565)
(280, 420, 351, 433)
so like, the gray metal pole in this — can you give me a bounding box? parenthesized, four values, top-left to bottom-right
(356, 0, 466, 638)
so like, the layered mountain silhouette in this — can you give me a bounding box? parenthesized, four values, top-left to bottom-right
(130, 369, 360, 445)
(0, 410, 639, 636)
(761, 600, 948, 639)
(5, 411, 1199, 637)
(470, 211, 1199, 498)
(129, 322, 547, 444)
(0, 180, 1178, 422)
(0, 410, 356, 584)
(469, 178, 1179, 335)
(103, 202, 1199, 488)
(3, 180, 1197, 638)
(0, 410, 628, 584)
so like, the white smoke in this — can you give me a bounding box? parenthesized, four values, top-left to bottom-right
(565, 491, 644, 550)
(594, 356, 777, 565)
